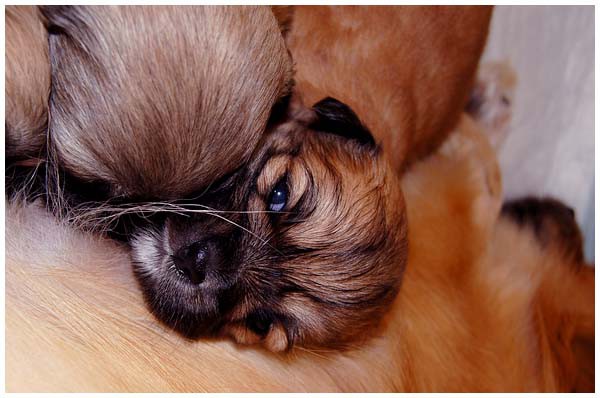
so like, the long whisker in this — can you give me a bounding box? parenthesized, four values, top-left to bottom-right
(201, 210, 275, 249)
(62, 200, 286, 255)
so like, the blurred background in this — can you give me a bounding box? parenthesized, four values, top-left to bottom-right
(481, 6, 594, 262)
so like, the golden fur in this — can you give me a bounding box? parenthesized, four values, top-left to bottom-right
(4, 6, 593, 391)
(287, 6, 493, 170)
(6, 116, 593, 391)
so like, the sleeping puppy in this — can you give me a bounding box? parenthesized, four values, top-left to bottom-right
(131, 97, 408, 351)
(37, 9, 489, 351)
(12, 6, 492, 350)
(7, 115, 593, 391)
(127, 6, 493, 350)
(38, 6, 292, 207)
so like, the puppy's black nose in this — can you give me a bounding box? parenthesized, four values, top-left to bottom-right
(172, 242, 208, 284)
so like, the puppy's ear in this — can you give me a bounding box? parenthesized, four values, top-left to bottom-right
(39, 6, 85, 34)
(39, 5, 100, 53)
(309, 97, 377, 149)
(271, 6, 294, 37)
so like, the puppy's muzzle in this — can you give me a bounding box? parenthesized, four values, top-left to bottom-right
(172, 239, 225, 285)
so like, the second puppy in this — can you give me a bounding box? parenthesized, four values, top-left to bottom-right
(40, 6, 292, 205)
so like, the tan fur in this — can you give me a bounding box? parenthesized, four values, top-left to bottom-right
(41, 6, 292, 199)
(5, 5, 50, 158)
(6, 117, 593, 392)
(287, 6, 493, 171)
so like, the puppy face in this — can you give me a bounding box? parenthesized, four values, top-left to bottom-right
(42, 6, 293, 200)
(131, 98, 408, 351)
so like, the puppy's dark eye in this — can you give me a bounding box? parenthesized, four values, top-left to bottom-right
(268, 177, 288, 212)
(246, 311, 273, 336)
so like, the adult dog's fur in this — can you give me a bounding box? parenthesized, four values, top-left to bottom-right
(286, 6, 493, 170)
(6, 117, 593, 392)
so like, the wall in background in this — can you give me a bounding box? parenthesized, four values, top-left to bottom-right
(482, 6, 595, 262)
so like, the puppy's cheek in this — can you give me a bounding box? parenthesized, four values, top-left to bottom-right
(282, 294, 329, 344)
(130, 227, 167, 277)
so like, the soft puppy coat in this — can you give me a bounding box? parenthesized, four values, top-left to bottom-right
(6, 117, 593, 391)
(7, 6, 493, 351)
(40, 6, 293, 202)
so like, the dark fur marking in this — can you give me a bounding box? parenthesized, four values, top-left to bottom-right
(310, 97, 377, 148)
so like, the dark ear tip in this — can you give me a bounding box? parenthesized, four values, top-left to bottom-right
(310, 97, 377, 148)
(38, 5, 82, 35)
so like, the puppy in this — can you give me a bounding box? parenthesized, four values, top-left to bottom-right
(126, 6, 493, 350)
(286, 6, 493, 171)
(7, 116, 592, 391)
(38, 6, 292, 206)
(131, 97, 408, 351)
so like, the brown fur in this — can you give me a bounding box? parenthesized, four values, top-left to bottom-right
(501, 196, 585, 264)
(5, 5, 50, 158)
(6, 117, 592, 391)
(287, 6, 493, 171)
(124, 6, 493, 351)
(4, 6, 593, 390)
(129, 99, 408, 351)
(41, 6, 293, 199)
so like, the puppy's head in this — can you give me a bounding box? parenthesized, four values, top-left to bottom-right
(131, 98, 408, 351)
(42, 6, 293, 200)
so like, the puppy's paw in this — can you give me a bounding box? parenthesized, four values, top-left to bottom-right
(466, 61, 517, 150)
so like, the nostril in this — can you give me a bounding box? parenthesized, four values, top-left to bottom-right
(172, 242, 208, 285)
